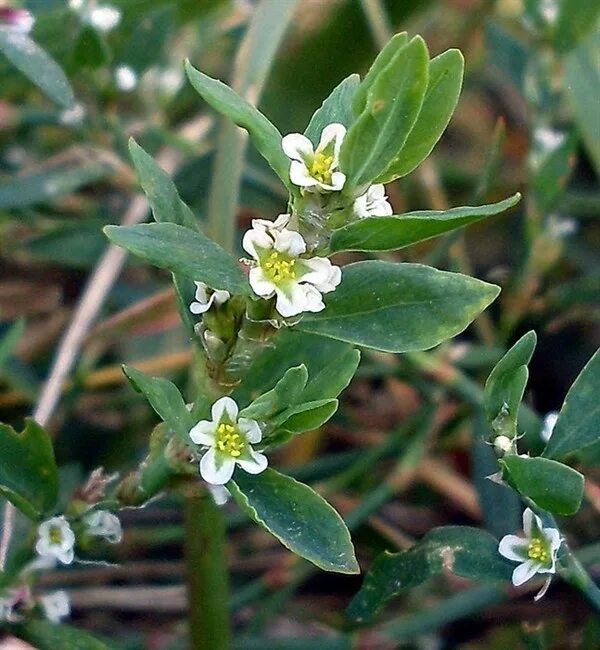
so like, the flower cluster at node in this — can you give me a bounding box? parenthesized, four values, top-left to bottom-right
(40, 590, 70, 623)
(243, 214, 341, 318)
(282, 124, 346, 192)
(190, 281, 230, 315)
(84, 510, 123, 543)
(498, 507, 561, 599)
(189, 396, 267, 485)
(354, 184, 393, 218)
(36, 516, 75, 565)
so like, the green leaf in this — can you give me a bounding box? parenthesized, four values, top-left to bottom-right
(0, 30, 74, 107)
(0, 319, 24, 372)
(230, 468, 359, 574)
(340, 36, 429, 191)
(239, 365, 309, 421)
(277, 399, 338, 434)
(352, 32, 408, 115)
(347, 526, 513, 623)
(330, 194, 520, 252)
(501, 455, 584, 516)
(185, 60, 290, 188)
(0, 419, 58, 519)
(104, 223, 250, 295)
(298, 261, 499, 353)
(553, 0, 600, 54)
(483, 331, 537, 436)
(128, 139, 198, 230)
(378, 48, 464, 182)
(304, 74, 360, 144)
(14, 620, 114, 650)
(122, 366, 194, 445)
(532, 131, 577, 212)
(543, 348, 600, 459)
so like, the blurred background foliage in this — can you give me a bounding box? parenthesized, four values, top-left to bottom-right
(0, 0, 599, 647)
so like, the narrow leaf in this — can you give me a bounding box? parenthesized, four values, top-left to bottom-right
(14, 620, 114, 650)
(305, 74, 360, 144)
(240, 365, 309, 421)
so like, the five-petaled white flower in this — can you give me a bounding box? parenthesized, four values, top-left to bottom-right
(282, 124, 346, 192)
(242, 214, 341, 318)
(189, 396, 267, 485)
(83, 510, 123, 544)
(354, 184, 393, 218)
(498, 507, 561, 600)
(40, 590, 70, 623)
(190, 281, 230, 315)
(35, 516, 75, 565)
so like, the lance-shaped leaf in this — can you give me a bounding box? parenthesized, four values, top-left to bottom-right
(123, 366, 194, 445)
(104, 223, 250, 296)
(543, 348, 600, 459)
(501, 455, 584, 516)
(483, 331, 537, 437)
(304, 74, 360, 144)
(330, 194, 520, 252)
(0, 419, 58, 519)
(185, 60, 290, 187)
(378, 48, 464, 182)
(14, 621, 113, 650)
(340, 36, 429, 191)
(230, 468, 359, 574)
(0, 30, 74, 107)
(297, 261, 499, 353)
(347, 527, 513, 623)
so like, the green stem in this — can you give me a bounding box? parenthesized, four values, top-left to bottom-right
(185, 493, 231, 650)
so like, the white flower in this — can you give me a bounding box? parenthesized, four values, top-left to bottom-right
(189, 396, 267, 485)
(282, 124, 346, 192)
(190, 281, 230, 315)
(83, 510, 123, 544)
(493, 435, 513, 454)
(59, 103, 86, 127)
(115, 65, 138, 92)
(541, 411, 559, 443)
(69, 1, 121, 32)
(547, 215, 577, 239)
(35, 516, 75, 565)
(354, 184, 393, 218)
(498, 507, 561, 600)
(242, 214, 342, 318)
(40, 590, 70, 623)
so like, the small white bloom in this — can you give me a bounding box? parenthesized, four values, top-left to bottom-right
(354, 184, 393, 218)
(208, 484, 231, 506)
(189, 396, 267, 485)
(114, 65, 138, 92)
(89, 5, 121, 31)
(547, 214, 577, 240)
(282, 124, 346, 192)
(59, 103, 86, 127)
(40, 590, 70, 623)
(190, 281, 230, 315)
(540, 411, 559, 443)
(242, 214, 342, 318)
(493, 435, 513, 454)
(540, 0, 559, 24)
(83, 510, 123, 544)
(35, 516, 75, 565)
(498, 507, 561, 599)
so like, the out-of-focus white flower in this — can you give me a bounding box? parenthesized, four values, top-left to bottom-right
(282, 124, 346, 192)
(35, 516, 75, 565)
(242, 214, 341, 318)
(142, 67, 185, 97)
(40, 590, 70, 623)
(208, 484, 231, 506)
(540, 0, 559, 24)
(547, 215, 577, 239)
(354, 184, 393, 217)
(114, 65, 138, 92)
(83, 510, 123, 544)
(498, 507, 561, 599)
(59, 103, 86, 127)
(0, 588, 23, 623)
(0, 8, 35, 34)
(69, 1, 121, 32)
(493, 435, 514, 455)
(540, 411, 559, 443)
(190, 396, 267, 485)
(190, 282, 230, 315)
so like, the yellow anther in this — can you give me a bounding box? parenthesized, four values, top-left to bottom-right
(216, 422, 245, 458)
(49, 526, 63, 544)
(310, 152, 334, 184)
(528, 538, 549, 563)
(263, 251, 297, 283)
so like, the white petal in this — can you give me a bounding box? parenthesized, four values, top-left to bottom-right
(301, 258, 342, 293)
(238, 418, 262, 443)
(273, 229, 306, 256)
(237, 450, 268, 475)
(274, 282, 308, 318)
(200, 449, 235, 485)
(272, 214, 291, 229)
(498, 535, 529, 562)
(211, 396, 238, 423)
(368, 184, 386, 200)
(512, 559, 540, 586)
(190, 294, 215, 314)
(289, 160, 319, 188)
(207, 484, 230, 506)
(522, 508, 536, 536)
(329, 171, 346, 191)
(317, 123, 346, 160)
(354, 194, 369, 218)
(302, 284, 325, 313)
(57, 546, 74, 565)
(534, 577, 553, 600)
(249, 267, 276, 298)
(189, 420, 215, 445)
(194, 281, 209, 303)
(282, 133, 314, 161)
(544, 527, 562, 553)
(213, 289, 230, 305)
(242, 227, 273, 259)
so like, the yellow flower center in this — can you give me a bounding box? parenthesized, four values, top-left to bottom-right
(528, 537, 550, 563)
(309, 152, 334, 184)
(49, 526, 63, 545)
(215, 422, 244, 458)
(263, 251, 296, 283)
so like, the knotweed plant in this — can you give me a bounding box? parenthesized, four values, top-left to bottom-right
(0, 22, 598, 649)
